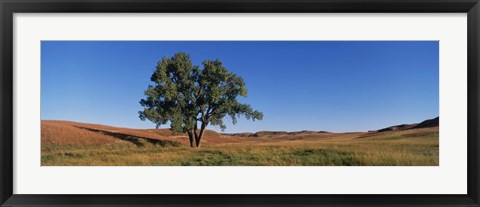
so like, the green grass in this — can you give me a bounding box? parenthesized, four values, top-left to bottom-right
(41, 128, 439, 166)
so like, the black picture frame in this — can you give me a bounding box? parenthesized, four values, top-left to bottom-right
(1, 0, 479, 206)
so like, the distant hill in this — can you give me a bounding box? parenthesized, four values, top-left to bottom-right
(223, 132, 254, 137)
(376, 124, 416, 132)
(413, 117, 439, 129)
(223, 130, 330, 138)
(223, 117, 439, 137)
(373, 117, 439, 133)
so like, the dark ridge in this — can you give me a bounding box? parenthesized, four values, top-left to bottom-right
(224, 117, 439, 137)
(413, 117, 439, 129)
(251, 131, 289, 137)
(222, 130, 330, 137)
(371, 117, 439, 133)
(376, 124, 416, 133)
(288, 130, 330, 135)
(222, 132, 254, 137)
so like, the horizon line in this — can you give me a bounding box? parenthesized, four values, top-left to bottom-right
(40, 116, 439, 134)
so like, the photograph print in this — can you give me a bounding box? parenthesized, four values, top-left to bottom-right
(41, 41, 439, 166)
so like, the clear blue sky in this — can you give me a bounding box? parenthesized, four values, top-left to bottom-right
(41, 41, 439, 133)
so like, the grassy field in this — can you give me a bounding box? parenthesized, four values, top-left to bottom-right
(41, 120, 439, 166)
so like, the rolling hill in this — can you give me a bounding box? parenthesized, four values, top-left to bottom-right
(42, 117, 439, 146)
(41, 118, 439, 166)
(374, 117, 439, 132)
(42, 120, 253, 147)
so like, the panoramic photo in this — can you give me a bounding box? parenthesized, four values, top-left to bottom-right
(41, 41, 439, 166)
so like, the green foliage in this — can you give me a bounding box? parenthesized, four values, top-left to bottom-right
(139, 52, 263, 147)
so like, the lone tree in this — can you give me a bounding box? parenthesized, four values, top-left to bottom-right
(139, 52, 263, 148)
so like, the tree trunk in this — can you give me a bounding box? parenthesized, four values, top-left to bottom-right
(195, 122, 208, 148)
(187, 131, 195, 148)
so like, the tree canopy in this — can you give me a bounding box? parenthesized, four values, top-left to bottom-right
(139, 52, 263, 147)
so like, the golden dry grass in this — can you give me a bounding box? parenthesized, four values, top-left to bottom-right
(41, 120, 439, 166)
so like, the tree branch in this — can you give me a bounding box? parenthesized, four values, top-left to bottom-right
(193, 122, 198, 139)
(204, 105, 215, 122)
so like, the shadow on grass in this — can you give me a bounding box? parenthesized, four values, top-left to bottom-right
(73, 126, 180, 147)
(181, 150, 238, 166)
(291, 149, 361, 166)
